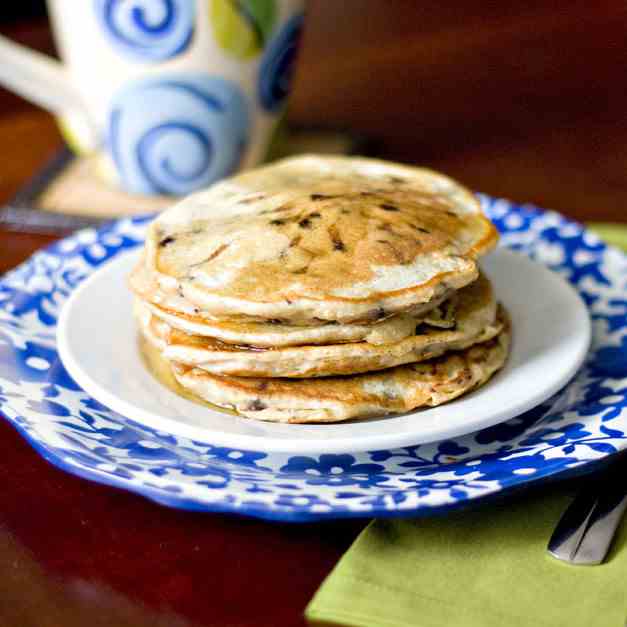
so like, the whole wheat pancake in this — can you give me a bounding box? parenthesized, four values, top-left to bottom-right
(138, 274, 500, 378)
(148, 310, 511, 424)
(132, 155, 498, 324)
(143, 291, 456, 348)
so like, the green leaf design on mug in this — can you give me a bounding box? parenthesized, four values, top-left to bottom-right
(211, 0, 276, 59)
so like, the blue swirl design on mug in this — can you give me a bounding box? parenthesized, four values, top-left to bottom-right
(258, 12, 303, 112)
(94, 0, 196, 61)
(108, 74, 249, 195)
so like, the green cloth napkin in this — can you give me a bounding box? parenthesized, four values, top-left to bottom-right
(306, 223, 627, 627)
(306, 489, 627, 627)
(588, 222, 627, 251)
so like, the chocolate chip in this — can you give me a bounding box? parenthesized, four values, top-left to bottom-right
(298, 217, 312, 229)
(265, 319, 282, 324)
(369, 306, 386, 321)
(247, 399, 267, 411)
(257, 381, 268, 391)
(238, 194, 266, 204)
(310, 194, 336, 201)
(379, 203, 399, 212)
(328, 225, 346, 252)
(159, 236, 175, 247)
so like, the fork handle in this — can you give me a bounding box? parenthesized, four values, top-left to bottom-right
(548, 486, 627, 565)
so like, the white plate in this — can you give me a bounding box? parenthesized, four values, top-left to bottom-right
(57, 248, 590, 454)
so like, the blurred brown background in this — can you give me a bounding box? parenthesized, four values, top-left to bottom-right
(1, 1, 626, 221)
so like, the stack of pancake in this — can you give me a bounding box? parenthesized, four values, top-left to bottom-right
(130, 155, 510, 423)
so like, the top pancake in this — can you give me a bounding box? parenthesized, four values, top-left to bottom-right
(139, 155, 498, 323)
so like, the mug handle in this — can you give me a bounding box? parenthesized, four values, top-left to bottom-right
(0, 34, 99, 149)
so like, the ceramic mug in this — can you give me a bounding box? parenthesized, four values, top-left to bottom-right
(0, 0, 305, 195)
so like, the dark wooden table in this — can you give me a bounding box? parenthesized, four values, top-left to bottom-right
(1, 3, 626, 626)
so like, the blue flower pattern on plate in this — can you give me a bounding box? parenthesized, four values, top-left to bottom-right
(108, 74, 249, 195)
(280, 454, 388, 488)
(0, 199, 626, 521)
(94, 0, 196, 61)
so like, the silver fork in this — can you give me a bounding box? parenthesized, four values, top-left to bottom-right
(547, 456, 627, 565)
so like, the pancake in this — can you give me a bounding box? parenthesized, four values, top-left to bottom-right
(144, 309, 511, 424)
(143, 290, 456, 348)
(131, 155, 498, 324)
(137, 273, 501, 378)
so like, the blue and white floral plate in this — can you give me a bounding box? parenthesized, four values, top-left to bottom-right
(1, 196, 626, 521)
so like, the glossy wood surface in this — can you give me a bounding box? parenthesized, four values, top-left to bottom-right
(0, 3, 626, 626)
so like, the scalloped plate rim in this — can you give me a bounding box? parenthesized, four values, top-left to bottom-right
(0, 402, 608, 523)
